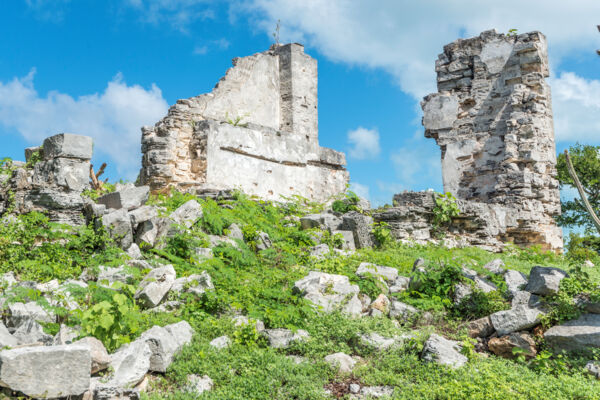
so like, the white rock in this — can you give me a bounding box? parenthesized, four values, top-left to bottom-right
(140, 321, 195, 372)
(421, 333, 467, 368)
(504, 270, 528, 296)
(262, 328, 309, 349)
(169, 200, 203, 228)
(293, 271, 359, 314)
(0, 344, 91, 398)
(74, 336, 111, 374)
(134, 264, 176, 308)
(210, 335, 231, 349)
(389, 301, 419, 321)
(356, 262, 398, 283)
(0, 321, 18, 348)
(525, 266, 567, 296)
(490, 305, 543, 336)
(324, 352, 356, 373)
(171, 271, 214, 295)
(187, 374, 214, 394)
(109, 340, 152, 388)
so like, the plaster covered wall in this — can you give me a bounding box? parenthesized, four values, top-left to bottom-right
(139, 43, 347, 202)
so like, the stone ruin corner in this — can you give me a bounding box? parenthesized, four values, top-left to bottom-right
(375, 29, 563, 252)
(138, 43, 350, 203)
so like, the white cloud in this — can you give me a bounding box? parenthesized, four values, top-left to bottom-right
(241, 0, 600, 99)
(25, 0, 70, 22)
(349, 182, 370, 201)
(390, 142, 442, 189)
(347, 127, 380, 159)
(125, 0, 214, 32)
(0, 70, 169, 178)
(551, 72, 600, 143)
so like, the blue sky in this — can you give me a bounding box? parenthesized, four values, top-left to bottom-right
(0, 1, 599, 207)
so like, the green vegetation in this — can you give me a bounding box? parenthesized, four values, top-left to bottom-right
(2, 191, 600, 399)
(557, 144, 600, 233)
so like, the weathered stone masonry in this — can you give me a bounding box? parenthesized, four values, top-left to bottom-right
(375, 30, 563, 251)
(139, 43, 349, 202)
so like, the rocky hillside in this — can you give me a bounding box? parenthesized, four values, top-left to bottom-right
(1, 179, 600, 399)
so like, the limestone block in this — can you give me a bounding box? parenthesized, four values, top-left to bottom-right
(341, 211, 374, 249)
(421, 333, 467, 368)
(356, 262, 398, 284)
(293, 271, 359, 313)
(74, 336, 111, 374)
(261, 328, 309, 349)
(43, 133, 93, 160)
(109, 340, 152, 388)
(134, 264, 176, 308)
(545, 314, 600, 352)
(98, 208, 133, 249)
(525, 266, 567, 296)
(0, 345, 91, 398)
(490, 305, 543, 336)
(422, 94, 459, 131)
(97, 185, 150, 211)
(140, 321, 194, 372)
(324, 352, 356, 373)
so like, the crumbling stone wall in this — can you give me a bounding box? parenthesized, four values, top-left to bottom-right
(139, 43, 348, 202)
(421, 30, 562, 251)
(0, 134, 92, 225)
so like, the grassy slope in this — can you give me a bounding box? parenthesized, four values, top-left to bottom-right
(1, 191, 600, 399)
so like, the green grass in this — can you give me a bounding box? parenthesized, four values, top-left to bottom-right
(2, 190, 600, 399)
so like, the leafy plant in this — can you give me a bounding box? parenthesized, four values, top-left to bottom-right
(225, 112, 249, 128)
(331, 190, 360, 214)
(432, 192, 460, 236)
(78, 283, 141, 352)
(25, 147, 43, 169)
(372, 221, 392, 247)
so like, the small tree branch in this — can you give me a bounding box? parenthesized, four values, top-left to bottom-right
(564, 149, 600, 234)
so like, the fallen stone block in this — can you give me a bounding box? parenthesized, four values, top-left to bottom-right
(0, 344, 90, 398)
(98, 208, 134, 249)
(293, 271, 359, 314)
(504, 270, 528, 297)
(324, 352, 356, 373)
(488, 332, 536, 359)
(109, 340, 152, 388)
(169, 199, 203, 228)
(389, 301, 419, 321)
(341, 211, 374, 248)
(356, 262, 398, 284)
(544, 314, 600, 352)
(134, 264, 176, 308)
(210, 335, 231, 349)
(0, 322, 18, 348)
(74, 336, 111, 374)
(43, 133, 93, 160)
(97, 185, 150, 211)
(171, 271, 214, 296)
(525, 266, 567, 296)
(7, 301, 54, 328)
(128, 205, 158, 226)
(186, 374, 214, 395)
(262, 328, 309, 349)
(421, 333, 467, 368)
(490, 305, 543, 336)
(140, 321, 194, 372)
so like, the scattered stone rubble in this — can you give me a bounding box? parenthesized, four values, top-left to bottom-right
(139, 43, 349, 202)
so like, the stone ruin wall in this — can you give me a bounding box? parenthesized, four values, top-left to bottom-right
(375, 30, 563, 252)
(0, 134, 93, 226)
(139, 43, 349, 202)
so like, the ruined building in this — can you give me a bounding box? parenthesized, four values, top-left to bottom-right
(139, 44, 349, 202)
(375, 30, 563, 251)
